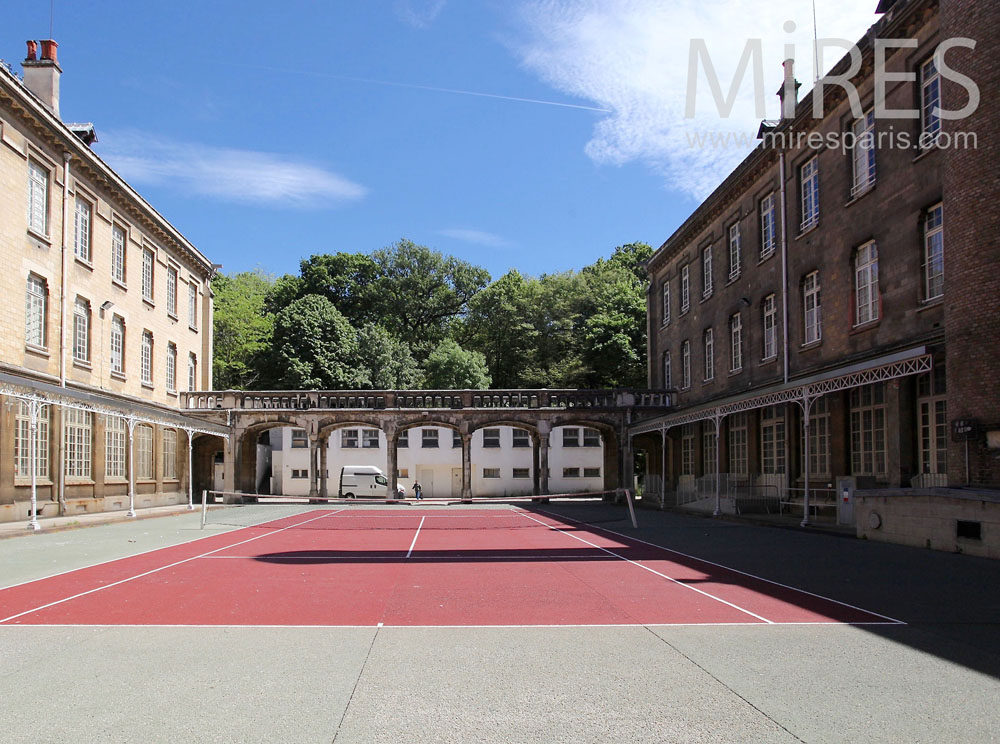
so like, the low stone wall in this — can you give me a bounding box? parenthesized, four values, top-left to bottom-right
(0, 491, 188, 523)
(855, 488, 1000, 558)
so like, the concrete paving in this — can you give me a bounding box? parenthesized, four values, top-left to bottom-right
(0, 504, 998, 743)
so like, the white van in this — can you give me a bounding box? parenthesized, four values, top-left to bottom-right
(339, 465, 399, 499)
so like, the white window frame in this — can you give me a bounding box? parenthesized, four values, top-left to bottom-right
(142, 248, 154, 303)
(28, 160, 48, 236)
(110, 316, 125, 375)
(851, 110, 876, 196)
(74, 194, 92, 263)
(25, 274, 47, 348)
(167, 267, 178, 317)
(920, 57, 941, 142)
(73, 297, 90, 363)
(141, 331, 154, 386)
(680, 264, 690, 313)
(681, 340, 691, 389)
(15, 401, 49, 480)
(801, 396, 831, 478)
(760, 405, 786, 475)
(341, 429, 359, 448)
(730, 313, 743, 372)
(166, 343, 177, 392)
(800, 157, 819, 231)
(362, 429, 380, 449)
(702, 245, 713, 298)
(681, 426, 695, 476)
(728, 223, 741, 279)
(562, 428, 580, 448)
(850, 383, 887, 477)
(917, 370, 948, 476)
(703, 328, 714, 381)
(162, 429, 177, 480)
(188, 353, 197, 391)
(291, 429, 308, 448)
(661, 281, 670, 325)
(855, 241, 879, 326)
(760, 193, 776, 258)
(112, 224, 127, 284)
(188, 282, 199, 330)
(135, 425, 154, 481)
(762, 294, 777, 360)
(728, 413, 748, 475)
(663, 350, 672, 389)
(482, 428, 501, 448)
(422, 429, 439, 448)
(923, 204, 944, 301)
(512, 429, 530, 448)
(803, 272, 822, 345)
(702, 427, 717, 476)
(105, 416, 127, 480)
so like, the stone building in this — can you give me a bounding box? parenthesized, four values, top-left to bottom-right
(632, 0, 999, 548)
(0, 40, 225, 523)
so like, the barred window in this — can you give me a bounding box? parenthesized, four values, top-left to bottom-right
(291, 429, 308, 448)
(64, 409, 93, 480)
(110, 316, 125, 374)
(583, 467, 601, 478)
(363, 429, 380, 448)
(111, 224, 127, 284)
(453, 430, 462, 448)
(512, 468, 531, 479)
(484, 468, 502, 479)
(14, 401, 49, 479)
(73, 298, 90, 363)
(342, 429, 359, 448)
(562, 468, 580, 479)
(162, 429, 177, 480)
(105, 417, 127, 480)
(74, 195, 92, 263)
(25, 275, 46, 348)
(28, 160, 48, 235)
(135, 425, 154, 480)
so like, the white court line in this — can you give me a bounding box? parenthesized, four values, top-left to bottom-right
(0, 621, 904, 629)
(518, 512, 774, 624)
(202, 553, 602, 560)
(537, 509, 905, 626)
(406, 516, 425, 559)
(0, 510, 345, 625)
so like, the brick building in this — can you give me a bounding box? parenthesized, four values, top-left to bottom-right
(632, 0, 999, 543)
(0, 40, 226, 524)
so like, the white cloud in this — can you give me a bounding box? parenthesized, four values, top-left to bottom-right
(438, 228, 511, 247)
(395, 0, 447, 28)
(511, 0, 879, 199)
(98, 131, 367, 208)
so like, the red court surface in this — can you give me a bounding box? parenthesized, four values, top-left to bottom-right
(0, 508, 900, 627)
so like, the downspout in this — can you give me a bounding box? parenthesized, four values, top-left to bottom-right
(57, 150, 71, 515)
(779, 149, 789, 385)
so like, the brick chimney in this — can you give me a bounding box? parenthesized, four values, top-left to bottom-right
(22, 39, 61, 117)
(776, 58, 800, 120)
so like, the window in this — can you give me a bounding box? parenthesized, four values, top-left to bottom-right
(703, 328, 714, 381)
(188, 283, 198, 329)
(703, 426, 717, 474)
(851, 383, 887, 477)
(72, 298, 90, 363)
(681, 340, 691, 389)
(483, 468, 501, 479)
(141, 331, 153, 386)
(680, 265, 690, 312)
(398, 430, 408, 448)
(760, 405, 786, 475)
(702, 245, 713, 298)
(483, 428, 501, 448)
(583, 467, 601, 478)
(512, 429, 530, 448)
(728, 223, 741, 279)
(166, 343, 177, 392)
(855, 241, 879, 325)
(512, 468, 530, 479)
(167, 267, 178, 317)
(762, 294, 777, 360)
(135, 425, 154, 480)
(28, 160, 48, 235)
(803, 272, 822, 344)
(291, 429, 308, 448)
(917, 369, 948, 476)
(188, 354, 197, 391)
(681, 425, 695, 476)
(142, 248, 154, 303)
(730, 313, 743, 372)
(14, 401, 49, 479)
(74, 195, 92, 263)
(110, 316, 125, 375)
(25, 275, 46, 348)
(112, 224, 126, 284)
(562, 428, 580, 447)
(397, 468, 409, 479)
(661, 281, 670, 325)
(760, 193, 776, 258)
(562, 468, 580, 478)
(924, 204, 944, 301)
(662, 351, 672, 389)
(453, 430, 462, 448)
(162, 429, 177, 480)
(920, 57, 941, 143)
(363, 429, 380, 449)
(341, 429, 359, 448)
(851, 110, 876, 196)
(422, 429, 439, 448)
(728, 413, 748, 475)
(583, 429, 601, 448)
(800, 157, 819, 231)
(290, 469, 308, 479)
(801, 397, 831, 477)
(105, 417, 126, 480)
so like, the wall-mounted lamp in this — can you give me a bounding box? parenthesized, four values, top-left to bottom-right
(99, 300, 114, 318)
(739, 297, 751, 307)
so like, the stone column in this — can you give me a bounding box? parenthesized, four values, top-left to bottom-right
(387, 431, 398, 499)
(461, 430, 472, 502)
(319, 436, 329, 499)
(532, 434, 541, 495)
(308, 436, 319, 499)
(538, 433, 550, 495)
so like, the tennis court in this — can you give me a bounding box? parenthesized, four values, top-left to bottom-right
(0, 500, 895, 628)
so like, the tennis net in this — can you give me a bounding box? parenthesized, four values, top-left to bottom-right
(200, 490, 637, 531)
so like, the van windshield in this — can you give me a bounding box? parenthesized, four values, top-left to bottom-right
(375, 475, 387, 486)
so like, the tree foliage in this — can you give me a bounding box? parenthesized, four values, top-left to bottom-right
(422, 339, 491, 389)
(212, 270, 275, 390)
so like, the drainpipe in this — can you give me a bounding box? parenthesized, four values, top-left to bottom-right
(779, 149, 789, 386)
(57, 150, 71, 515)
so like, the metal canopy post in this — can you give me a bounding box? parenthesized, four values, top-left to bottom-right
(793, 388, 822, 528)
(27, 400, 41, 531)
(186, 428, 194, 510)
(126, 416, 137, 518)
(709, 412, 725, 517)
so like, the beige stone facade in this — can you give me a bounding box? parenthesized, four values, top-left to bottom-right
(0, 41, 222, 519)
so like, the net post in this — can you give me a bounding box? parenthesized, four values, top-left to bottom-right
(622, 488, 638, 529)
(200, 490, 208, 529)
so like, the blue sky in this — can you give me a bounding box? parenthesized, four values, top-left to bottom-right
(4, 1, 877, 280)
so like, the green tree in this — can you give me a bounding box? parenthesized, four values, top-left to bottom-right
(355, 324, 422, 389)
(422, 338, 491, 389)
(212, 270, 275, 390)
(267, 295, 364, 389)
(461, 269, 537, 388)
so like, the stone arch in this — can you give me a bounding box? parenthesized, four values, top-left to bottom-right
(234, 417, 312, 494)
(544, 417, 622, 492)
(191, 432, 226, 502)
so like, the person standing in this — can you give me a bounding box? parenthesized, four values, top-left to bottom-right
(413, 481, 423, 500)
